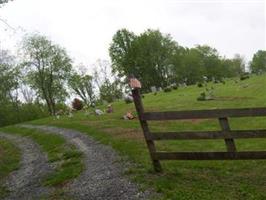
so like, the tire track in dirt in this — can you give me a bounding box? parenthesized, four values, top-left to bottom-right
(0, 133, 53, 200)
(22, 125, 153, 200)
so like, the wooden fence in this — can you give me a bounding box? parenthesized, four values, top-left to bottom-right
(132, 88, 266, 172)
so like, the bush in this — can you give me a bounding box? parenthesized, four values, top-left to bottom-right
(72, 98, 83, 110)
(197, 82, 203, 87)
(197, 92, 206, 101)
(240, 73, 250, 81)
(163, 87, 172, 92)
(172, 85, 178, 90)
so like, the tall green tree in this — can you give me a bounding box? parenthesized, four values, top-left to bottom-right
(109, 29, 136, 78)
(109, 29, 177, 91)
(250, 50, 266, 74)
(179, 48, 205, 84)
(22, 34, 72, 115)
(194, 45, 222, 81)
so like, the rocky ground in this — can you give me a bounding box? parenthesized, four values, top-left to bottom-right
(0, 125, 153, 200)
(0, 133, 53, 200)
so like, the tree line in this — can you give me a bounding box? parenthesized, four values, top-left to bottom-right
(109, 29, 265, 92)
(0, 30, 265, 127)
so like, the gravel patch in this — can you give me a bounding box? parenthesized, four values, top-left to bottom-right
(22, 125, 152, 200)
(0, 132, 53, 200)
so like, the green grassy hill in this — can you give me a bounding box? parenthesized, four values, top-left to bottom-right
(4, 74, 266, 199)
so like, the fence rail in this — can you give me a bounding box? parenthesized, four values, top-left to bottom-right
(132, 88, 266, 172)
(142, 107, 266, 121)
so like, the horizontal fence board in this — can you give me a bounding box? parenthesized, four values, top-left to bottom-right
(149, 130, 266, 140)
(143, 107, 266, 121)
(154, 151, 266, 160)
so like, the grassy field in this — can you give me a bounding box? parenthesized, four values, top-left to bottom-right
(17, 75, 266, 199)
(0, 138, 20, 198)
(0, 127, 84, 188)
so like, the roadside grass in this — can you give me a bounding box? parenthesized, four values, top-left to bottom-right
(0, 126, 84, 187)
(0, 138, 20, 198)
(29, 74, 266, 199)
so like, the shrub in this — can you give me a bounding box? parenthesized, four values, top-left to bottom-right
(197, 82, 203, 87)
(72, 98, 83, 110)
(163, 87, 172, 92)
(240, 73, 250, 81)
(197, 92, 206, 101)
(172, 85, 178, 90)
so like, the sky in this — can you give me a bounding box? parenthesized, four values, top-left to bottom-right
(0, 0, 265, 72)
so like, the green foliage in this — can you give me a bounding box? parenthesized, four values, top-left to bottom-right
(163, 87, 172, 92)
(172, 85, 178, 90)
(197, 82, 203, 87)
(110, 29, 177, 91)
(0, 102, 49, 127)
(109, 29, 244, 91)
(109, 29, 136, 77)
(240, 73, 250, 81)
(99, 79, 123, 103)
(0, 50, 18, 103)
(22, 33, 72, 115)
(250, 50, 266, 74)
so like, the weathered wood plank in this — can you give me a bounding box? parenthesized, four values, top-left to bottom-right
(149, 130, 266, 140)
(153, 151, 266, 160)
(143, 107, 266, 121)
(132, 88, 162, 172)
(219, 117, 236, 152)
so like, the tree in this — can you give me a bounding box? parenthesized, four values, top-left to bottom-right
(22, 34, 72, 115)
(92, 59, 123, 103)
(99, 79, 123, 103)
(250, 50, 266, 74)
(194, 45, 222, 81)
(179, 48, 205, 85)
(68, 72, 95, 106)
(0, 49, 18, 103)
(109, 29, 177, 91)
(231, 54, 245, 75)
(109, 29, 136, 78)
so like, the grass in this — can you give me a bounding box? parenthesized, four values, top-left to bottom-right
(0, 138, 20, 198)
(0, 126, 84, 187)
(23, 74, 266, 199)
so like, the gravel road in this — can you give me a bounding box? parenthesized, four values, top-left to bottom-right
(21, 125, 152, 200)
(0, 132, 53, 200)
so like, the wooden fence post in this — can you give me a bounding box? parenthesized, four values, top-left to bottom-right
(219, 117, 237, 152)
(132, 88, 162, 172)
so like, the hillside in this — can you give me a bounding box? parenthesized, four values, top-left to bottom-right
(1, 74, 266, 199)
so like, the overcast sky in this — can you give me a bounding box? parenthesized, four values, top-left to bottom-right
(0, 0, 265, 72)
